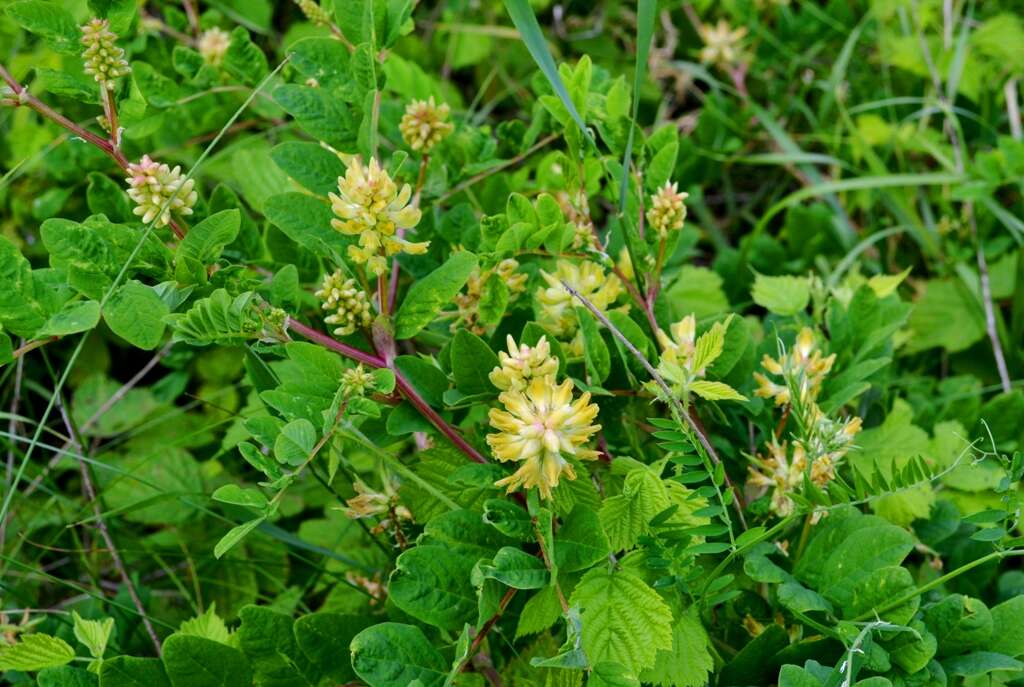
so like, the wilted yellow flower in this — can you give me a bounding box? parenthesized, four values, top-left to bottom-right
(198, 27, 231, 66)
(487, 376, 600, 499)
(536, 260, 622, 339)
(124, 155, 197, 227)
(699, 19, 748, 68)
(747, 440, 808, 517)
(295, 0, 332, 26)
(81, 18, 130, 89)
(646, 182, 689, 238)
(315, 269, 373, 336)
(556, 189, 596, 250)
(329, 158, 426, 276)
(400, 97, 454, 153)
(754, 327, 835, 406)
(489, 335, 559, 391)
(454, 259, 526, 334)
(344, 479, 412, 535)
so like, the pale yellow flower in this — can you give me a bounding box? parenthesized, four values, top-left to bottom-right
(329, 158, 426, 276)
(81, 18, 130, 89)
(315, 269, 373, 336)
(754, 327, 835, 406)
(124, 156, 197, 227)
(489, 335, 559, 391)
(646, 182, 689, 238)
(699, 19, 748, 68)
(487, 377, 601, 499)
(198, 27, 231, 66)
(536, 260, 622, 339)
(399, 97, 454, 153)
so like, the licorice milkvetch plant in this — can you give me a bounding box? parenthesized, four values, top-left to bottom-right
(3, 1, 1024, 687)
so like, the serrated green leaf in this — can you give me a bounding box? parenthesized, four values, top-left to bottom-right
(570, 567, 673, 673)
(0, 633, 75, 671)
(72, 611, 114, 660)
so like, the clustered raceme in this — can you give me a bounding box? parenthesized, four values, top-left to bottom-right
(81, 18, 131, 89)
(329, 158, 427, 276)
(699, 19, 748, 69)
(489, 335, 559, 391)
(399, 97, 454, 153)
(340, 365, 376, 397)
(315, 270, 374, 336)
(453, 259, 527, 334)
(748, 327, 862, 516)
(487, 356, 601, 499)
(294, 0, 332, 26)
(198, 27, 231, 66)
(536, 260, 623, 354)
(647, 182, 689, 238)
(124, 155, 198, 227)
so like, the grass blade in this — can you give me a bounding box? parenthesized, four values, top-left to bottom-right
(503, 0, 592, 144)
(618, 0, 657, 212)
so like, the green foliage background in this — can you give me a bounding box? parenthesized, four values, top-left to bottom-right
(1, 0, 1024, 686)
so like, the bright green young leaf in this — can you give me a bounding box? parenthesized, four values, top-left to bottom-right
(570, 567, 673, 673)
(0, 633, 75, 672)
(72, 611, 114, 660)
(751, 273, 811, 316)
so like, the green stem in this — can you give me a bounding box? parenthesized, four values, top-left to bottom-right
(852, 548, 1024, 621)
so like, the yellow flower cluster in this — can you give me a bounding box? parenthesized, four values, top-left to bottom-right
(699, 19, 748, 69)
(329, 158, 427, 276)
(753, 328, 834, 407)
(646, 182, 689, 238)
(198, 27, 231, 66)
(487, 374, 601, 499)
(81, 19, 130, 89)
(315, 269, 374, 336)
(399, 97, 454, 153)
(124, 155, 197, 227)
(748, 327, 862, 517)
(454, 259, 527, 334)
(295, 0, 332, 26)
(536, 260, 622, 350)
(489, 335, 559, 391)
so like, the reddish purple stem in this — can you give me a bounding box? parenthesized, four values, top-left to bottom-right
(287, 318, 489, 465)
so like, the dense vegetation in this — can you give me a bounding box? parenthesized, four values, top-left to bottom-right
(2, 0, 1024, 686)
